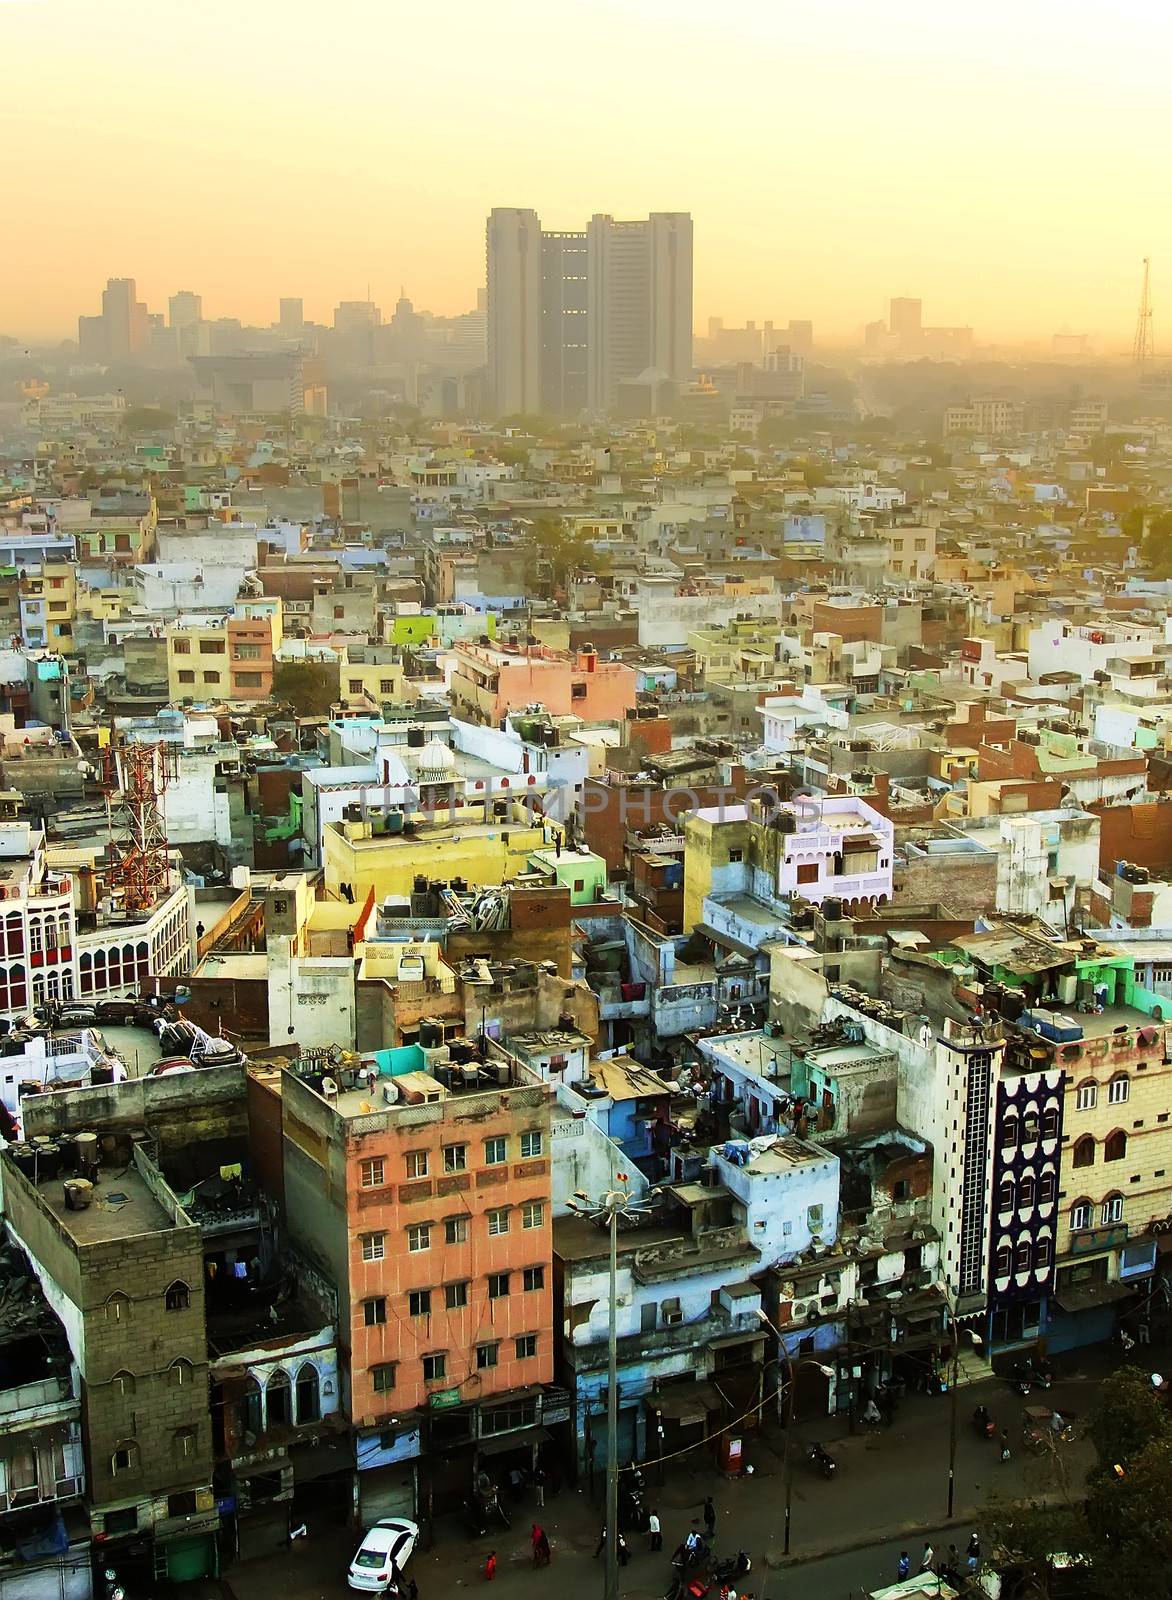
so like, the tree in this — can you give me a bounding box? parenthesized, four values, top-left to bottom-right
(1143, 510, 1172, 576)
(532, 515, 608, 589)
(123, 407, 175, 434)
(271, 659, 338, 718)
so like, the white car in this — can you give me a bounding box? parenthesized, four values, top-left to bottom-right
(347, 1518, 419, 1593)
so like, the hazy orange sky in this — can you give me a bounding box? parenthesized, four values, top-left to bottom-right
(3, 0, 1168, 347)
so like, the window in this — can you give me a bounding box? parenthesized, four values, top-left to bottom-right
(1072, 1134, 1096, 1168)
(998, 1178, 1014, 1211)
(488, 1208, 510, 1236)
(522, 1201, 544, 1230)
(296, 1364, 320, 1423)
(422, 1353, 447, 1383)
(234, 643, 262, 660)
(372, 1363, 397, 1394)
(111, 1369, 135, 1396)
(165, 1279, 190, 1311)
(110, 1441, 138, 1476)
(174, 1426, 197, 1459)
(444, 1144, 468, 1172)
(1105, 1129, 1127, 1162)
(1015, 1239, 1032, 1273)
(405, 1150, 429, 1179)
(807, 1203, 824, 1231)
(361, 1232, 386, 1262)
(363, 1297, 387, 1326)
(105, 1292, 130, 1322)
(571, 682, 587, 700)
(266, 1371, 291, 1427)
(445, 1216, 468, 1245)
(360, 1158, 385, 1188)
(409, 1289, 431, 1317)
(199, 639, 225, 655)
(1109, 1075, 1130, 1104)
(1102, 1194, 1124, 1224)
(380, 679, 395, 694)
(349, 680, 362, 695)
(1071, 1200, 1093, 1231)
(238, 1376, 262, 1437)
(515, 1334, 537, 1360)
(1022, 1113, 1039, 1143)
(445, 1281, 469, 1310)
(334, 606, 345, 620)
(1039, 1172, 1057, 1204)
(520, 1130, 543, 1159)
(1042, 1107, 1060, 1139)
(995, 1244, 1012, 1275)
(407, 1223, 431, 1253)
(202, 671, 221, 684)
(178, 669, 196, 685)
(1076, 1081, 1098, 1111)
(484, 1136, 508, 1166)
(1036, 1238, 1052, 1268)
(1001, 1118, 1018, 1150)
(488, 1272, 510, 1299)
(796, 862, 819, 884)
(235, 671, 262, 688)
(523, 1265, 545, 1292)
(728, 848, 744, 864)
(476, 1342, 500, 1370)
(1019, 1175, 1035, 1209)
(172, 638, 190, 655)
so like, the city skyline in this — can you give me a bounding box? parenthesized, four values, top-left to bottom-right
(2, 0, 1170, 346)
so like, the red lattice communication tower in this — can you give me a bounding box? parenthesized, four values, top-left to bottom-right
(1133, 257, 1155, 368)
(102, 740, 174, 914)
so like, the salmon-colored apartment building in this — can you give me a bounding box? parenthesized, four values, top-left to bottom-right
(450, 640, 637, 726)
(280, 1047, 555, 1522)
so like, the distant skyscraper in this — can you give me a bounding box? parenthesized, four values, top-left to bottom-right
(889, 297, 922, 345)
(168, 290, 202, 330)
(785, 319, 814, 356)
(102, 277, 148, 361)
(487, 207, 542, 416)
(279, 297, 304, 332)
(487, 207, 692, 417)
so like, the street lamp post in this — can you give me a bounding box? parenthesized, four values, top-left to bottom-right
(946, 1321, 983, 1520)
(569, 1182, 650, 1600)
(756, 1310, 833, 1557)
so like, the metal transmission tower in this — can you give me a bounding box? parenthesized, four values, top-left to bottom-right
(102, 740, 174, 914)
(1133, 257, 1155, 367)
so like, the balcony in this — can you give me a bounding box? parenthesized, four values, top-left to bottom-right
(0, 1375, 72, 1420)
(1069, 1223, 1128, 1256)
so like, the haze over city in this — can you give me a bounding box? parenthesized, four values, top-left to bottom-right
(3, 0, 1171, 345)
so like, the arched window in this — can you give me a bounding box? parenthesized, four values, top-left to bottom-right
(1101, 1193, 1124, 1224)
(1041, 1107, 1060, 1139)
(1071, 1199, 1093, 1231)
(1036, 1237, 1052, 1269)
(173, 1426, 197, 1459)
(165, 1281, 190, 1312)
(1018, 1175, 1035, 1209)
(238, 1376, 262, 1438)
(998, 1178, 1014, 1211)
(111, 1370, 135, 1396)
(1072, 1134, 1095, 1169)
(1076, 1080, 1098, 1111)
(1039, 1172, 1057, 1204)
(168, 1358, 194, 1387)
(1022, 1112, 1039, 1143)
(104, 1291, 130, 1323)
(296, 1363, 320, 1423)
(266, 1370, 292, 1428)
(995, 1243, 1012, 1276)
(1015, 1239, 1032, 1273)
(80, 951, 92, 995)
(110, 1439, 138, 1476)
(1105, 1129, 1127, 1163)
(1109, 1074, 1130, 1105)
(136, 940, 149, 979)
(1001, 1118, 1018, 1150)
(9, 963, 25, 1008)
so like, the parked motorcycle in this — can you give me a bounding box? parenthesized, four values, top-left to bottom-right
(102, 1568, 126, 1600)
(973, 1404, 996, 1439)
(807, 1441, 837, 1479)
(1010, 1359, 1033, 1396)
(712, 1551, 752, 1582)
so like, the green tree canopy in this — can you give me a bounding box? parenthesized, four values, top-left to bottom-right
(271, 659, 337, 718)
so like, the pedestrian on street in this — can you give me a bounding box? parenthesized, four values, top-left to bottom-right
(703, 1496, 716, 1540)
(967, 1533, 981, 1562)
(595, 1527, 608, 1559)
(921, 1542, 935, 1573)
(1000, 1428, 1012, 1463)
(534, 1466, 546, 1508)
(945, 1544, 961, 1580)
(897, 1553, 910, 1580)
(484, 1552, 497, 1583)
(617, 1532, 630, 1568)
(647, 1509, 662, 1552)
(531, 1525, 551, 1569)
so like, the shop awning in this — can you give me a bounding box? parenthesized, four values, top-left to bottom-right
(1053, 1279, 1135, 1315)
(475, 1425, 549, 1457)
(707, 1330, 767, 1353)
(646, 1384, 722, 1427)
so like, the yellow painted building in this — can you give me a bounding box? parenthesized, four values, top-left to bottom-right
(42, 560, 78, 654)
(339, 647, 405, 708)
(322, 807, 551, 903)
(166, 619, 230, 702)
(682, 807, 751, 934)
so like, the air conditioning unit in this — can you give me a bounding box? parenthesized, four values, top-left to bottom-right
(662, 1308, 683, 1326)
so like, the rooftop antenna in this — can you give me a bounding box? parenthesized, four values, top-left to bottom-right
(1133, 257, 1155, 368)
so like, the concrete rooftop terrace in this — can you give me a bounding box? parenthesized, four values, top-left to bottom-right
(33, 1163, 176, 1244)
